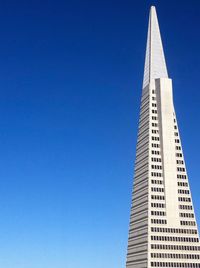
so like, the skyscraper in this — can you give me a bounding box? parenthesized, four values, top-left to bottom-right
(126, 6, 200, 268)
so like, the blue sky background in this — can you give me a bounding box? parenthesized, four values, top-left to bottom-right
(0, 0, 199, 267)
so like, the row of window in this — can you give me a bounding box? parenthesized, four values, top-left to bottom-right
(179, 205, 192, 210)
(151, 203, 165, 208)
(179, 197, 191, 202)
(181, 220, 196, 226)
(152, 116, 157, 120)
(151, 262, 200, 267)
(151, 195, 165, 200)
(152, 143, 160, 148)
(175, 139, 180, 143)
(141, 92, 149, 103)
(152, 129, 159, 134)
(178, 189, 190, 194)
(140, 96, 149, 108)
(152, 157, 162, 162)
(177, 174, 187, 179)
(151, 211, 166, 216)
(151, 172, 162, 177)
(151, 253, 200, 259)
(140, 99, 149, 111)
(139, 111, 149, 123)
(151, 187, 164, 192)
(151, 180, 163, 185)
(151, 219, 167, 224)
(150, 181, 188, 188)
(152, 136, 159, 141)
(152, 151, 160, 155)
(137, 128, 149, 141)
(152, 123, 158, 127)
(152, 165, 162, 170)
(178, 182, 188, 187)
(151, 235, 199, 243)
(151, 227, 197, 235)
(139, 107, 149, 120)
(177, 160, 183, 164)
(177, 167, 185, 172)
(151, 244, 200, 251)
(180, 213, 194, 218)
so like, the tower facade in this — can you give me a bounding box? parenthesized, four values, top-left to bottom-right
(126, 6, 200, 268)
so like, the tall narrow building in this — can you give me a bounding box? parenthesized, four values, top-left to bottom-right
(126, 6, 200, 268)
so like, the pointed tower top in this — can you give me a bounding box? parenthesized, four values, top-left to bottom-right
(143, 6, 168, 88)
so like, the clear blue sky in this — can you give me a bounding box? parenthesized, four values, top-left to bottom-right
(0, 0, 199, 267)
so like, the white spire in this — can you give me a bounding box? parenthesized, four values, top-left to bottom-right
(143, 6, 168, 88)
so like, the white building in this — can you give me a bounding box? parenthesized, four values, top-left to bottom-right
(126, 6, 200, 268)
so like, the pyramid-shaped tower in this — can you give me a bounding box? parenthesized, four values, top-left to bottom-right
(126, 6, 200, 268)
